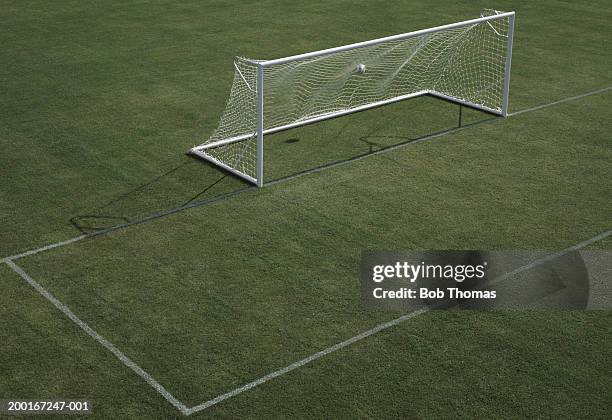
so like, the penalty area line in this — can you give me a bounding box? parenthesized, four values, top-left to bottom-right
(2, 228, 610, 414)
(185, 308, 430, 415)
(3, 234, 88, 263)
(4, 259, 190, 415)
(185, 229, 612, 415)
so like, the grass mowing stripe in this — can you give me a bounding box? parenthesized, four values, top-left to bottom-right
(3, 86, 611, 263)
(3, 259, 190, 415)
(185, 229, 612, 414)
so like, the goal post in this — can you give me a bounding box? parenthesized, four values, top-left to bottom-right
(191, 9, 516, 187)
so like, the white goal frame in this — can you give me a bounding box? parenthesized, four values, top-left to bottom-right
(191, 11, 515, 187)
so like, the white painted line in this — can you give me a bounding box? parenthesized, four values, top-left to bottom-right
(1, 187, 255, 263)
(2, 86, 610, 264)
(0, 86, 610, 414)
(4, 260, 189, 415)
(509, 86, 611, 116)
(185, 229, 612, 414)
(4, 235, 88, 263)
(3, 227, 610, 415)
(489, 230, 612, 286)
(185, 308, 429, 415)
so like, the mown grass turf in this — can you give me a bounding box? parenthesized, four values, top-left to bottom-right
(1, 0, 610, 255)
(1, 0, 611, 418)
(14, 93, 612, 415)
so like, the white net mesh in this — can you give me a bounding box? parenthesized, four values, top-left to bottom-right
(195, 10, 511, 182)
(201, 58, 259, 179)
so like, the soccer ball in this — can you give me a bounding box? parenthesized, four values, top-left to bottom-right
(356, 63, 366, 74)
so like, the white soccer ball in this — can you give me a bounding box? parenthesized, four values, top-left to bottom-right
(356, 63, 366, 74)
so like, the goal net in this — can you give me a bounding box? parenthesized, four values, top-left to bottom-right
(191, 9, 515, 186)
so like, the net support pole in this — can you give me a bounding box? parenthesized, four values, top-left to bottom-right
(256, 64, 264, 187)
(502, 12, 515, 117)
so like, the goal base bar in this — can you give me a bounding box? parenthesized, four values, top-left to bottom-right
(188, 149, 258, 185)
(427, 91, 503, 116)
(190, 91, 505, 187)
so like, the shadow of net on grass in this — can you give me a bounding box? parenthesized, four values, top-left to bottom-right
(69, 159, 244, 234)
(68, 105, 495, 234)
(268, 113, 497, 186)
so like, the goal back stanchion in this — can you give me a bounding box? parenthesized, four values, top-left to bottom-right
(502, 12, 515, 117)
(191, 10, 516, 187)
(256, 63, 264, 187)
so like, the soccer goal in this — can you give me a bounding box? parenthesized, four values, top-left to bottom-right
(191, 9, 515, 187)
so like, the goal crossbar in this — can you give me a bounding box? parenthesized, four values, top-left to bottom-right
(256, 11, 515, 67)
(190, 10, 516, 187)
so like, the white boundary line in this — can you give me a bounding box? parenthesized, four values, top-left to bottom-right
(3, 235, 87, 262)
(2, 85, 610, 264)
(509, 86, 611, 116)
(3, 259, 190, 415)
(185, 308, 429, 414)
(185, 229, 611, 415)
(0, 87, 610, 414)
(1, 186, 255, 263)
(3, 230, 610, 415)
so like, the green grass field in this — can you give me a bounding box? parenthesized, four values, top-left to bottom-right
(1, 0, 611, 418)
